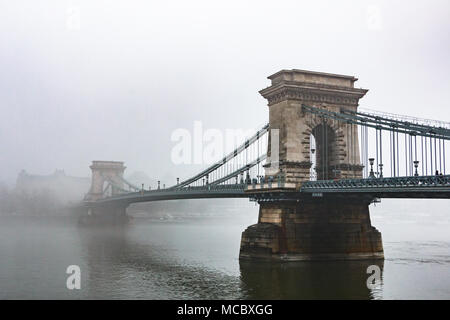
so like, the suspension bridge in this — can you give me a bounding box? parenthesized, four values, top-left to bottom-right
(80, 69, 450, 261)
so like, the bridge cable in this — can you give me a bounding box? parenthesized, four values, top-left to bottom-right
(411, 136, 417, 175)
(322, 118, 325, 179)
(391, 129, 393, 177)
(257, 132, 260, 179)
(396, 130, 399, 176)
(303, 104, 450, 140)
(347, 122, 350, 178)
(351, 122, 354, 178)
(396, 130, 400, 177)
(425, 136, 429, 175)
(421, 136, 424, 176)
(360, 124, 364, 177)
(430, 136, 433, 175)
(409, 134, 412, 176)
(379, 128, 383, 177)
(444, 140, 446, 175)
(393, 129, 396, 177)
(366, 124, 369, 178)
(357, 110, 450, 138)
(390, 131, 392, 177)
(375, 127, 378, 176)
(363, 123, 366, 177)
(414, 135, 418, 175)
(325, 119, 328, 179)
(404, 134, 411, 176)
(411, 134, 413, 175)
(439, 138, 442, 174)
(408, 134, 411, 175)
(410, 134, 413, 175)
(435, 136, 438, 174)
(172, 123, 269, 189)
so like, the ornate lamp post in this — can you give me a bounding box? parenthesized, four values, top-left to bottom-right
(246, 169, 251, 184)
(369, 158, 375, 178)
(413, 160, 419, 176)
(379, 163, 383, 178)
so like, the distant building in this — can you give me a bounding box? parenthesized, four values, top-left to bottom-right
(15, 169, 90, 204)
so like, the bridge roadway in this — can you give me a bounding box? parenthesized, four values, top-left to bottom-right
(86, 174, 450, 207)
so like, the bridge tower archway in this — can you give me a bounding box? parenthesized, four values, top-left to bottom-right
(309, 122, 337, 180)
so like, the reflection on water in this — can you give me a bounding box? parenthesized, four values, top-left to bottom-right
(76, 226, 245, 299)
(0, 216, 449, 299)
(240, 260, 383, 300)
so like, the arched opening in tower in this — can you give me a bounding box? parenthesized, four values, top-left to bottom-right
(102, 180, 113, 198)
(311, 124, 337, 181)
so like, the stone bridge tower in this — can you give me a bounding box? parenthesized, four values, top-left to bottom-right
(240, 69, 383, 261)
(85, 161, 126, 201)
(260, 69, 367, 184)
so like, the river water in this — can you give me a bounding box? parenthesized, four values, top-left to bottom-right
(0, 204, 449, 299)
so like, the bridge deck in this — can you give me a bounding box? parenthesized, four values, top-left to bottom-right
(86, 175, 450, 206)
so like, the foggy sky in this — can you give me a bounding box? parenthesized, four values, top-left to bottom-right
(1, 0, 450, 186)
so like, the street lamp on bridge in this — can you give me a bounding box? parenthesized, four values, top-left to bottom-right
(369, 158, 375, 178)
(414, 160, 419, 176)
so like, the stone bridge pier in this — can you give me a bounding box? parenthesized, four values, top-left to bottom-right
(240, 69, 384, 261)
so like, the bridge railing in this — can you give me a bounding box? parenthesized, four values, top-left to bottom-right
(301, 174, 450, 191)
(113, 183, 248, 196)
(171, 184, 247, 192)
